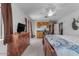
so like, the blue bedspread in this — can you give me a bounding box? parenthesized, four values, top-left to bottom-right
(69, 44, 79, 54)
(46, 35, 79, 55)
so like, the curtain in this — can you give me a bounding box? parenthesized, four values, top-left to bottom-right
(1, 3, 13, 44)
(0, 22, 1, 39)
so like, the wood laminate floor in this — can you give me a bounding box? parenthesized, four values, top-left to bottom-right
(22, 38, 44, 56)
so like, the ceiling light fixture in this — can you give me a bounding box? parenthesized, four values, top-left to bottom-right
(40, 4, 56, 17)
(47, 9, 56, 16)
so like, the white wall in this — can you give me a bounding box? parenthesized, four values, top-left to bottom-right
(12, 4, 26, 32)
(58, 10, 79, 35)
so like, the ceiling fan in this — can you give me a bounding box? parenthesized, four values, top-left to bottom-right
(40, 4, 56, 17)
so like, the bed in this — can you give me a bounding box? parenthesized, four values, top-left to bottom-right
(44, 35, 79, 56)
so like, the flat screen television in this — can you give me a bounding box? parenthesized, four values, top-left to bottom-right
(17, 23, 25, 33)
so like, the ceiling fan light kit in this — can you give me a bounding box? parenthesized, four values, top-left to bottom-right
(40, 4, 56, 17)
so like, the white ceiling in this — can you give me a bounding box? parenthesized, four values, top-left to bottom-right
(15, 3, 79, 21)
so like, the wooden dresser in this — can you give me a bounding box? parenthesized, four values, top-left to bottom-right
(7, 32, 30, 56)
